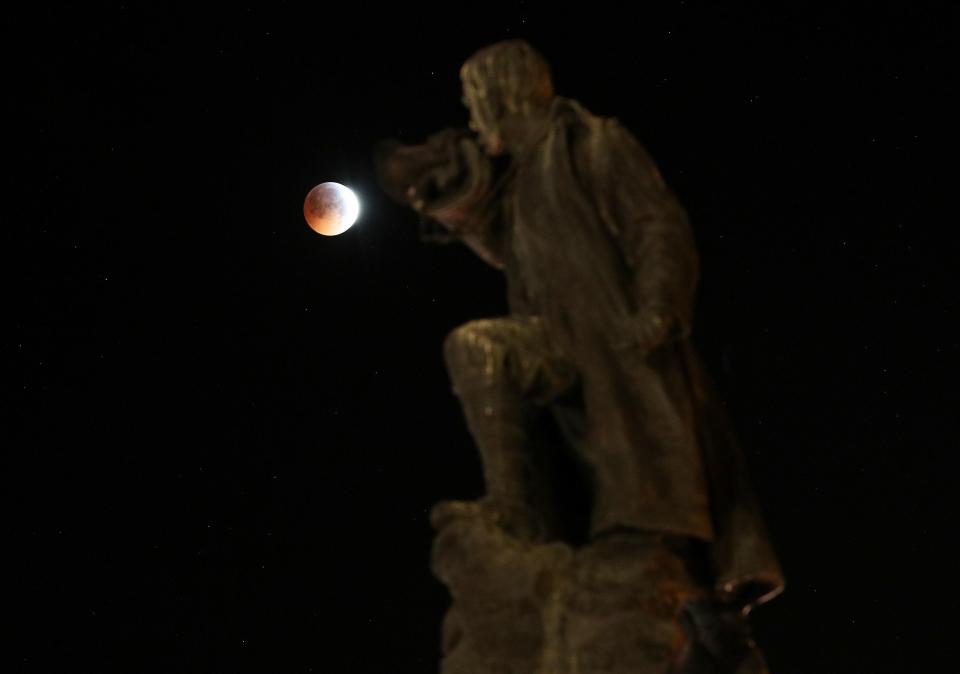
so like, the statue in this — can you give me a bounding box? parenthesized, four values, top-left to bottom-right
(375, 40, 785, 674)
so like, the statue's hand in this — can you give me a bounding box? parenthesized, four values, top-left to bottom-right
(616, 312, 676, 356)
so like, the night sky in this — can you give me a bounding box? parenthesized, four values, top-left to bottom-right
(9, 2, 956, 672)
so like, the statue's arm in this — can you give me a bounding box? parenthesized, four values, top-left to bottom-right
(579, 119, 700, 346)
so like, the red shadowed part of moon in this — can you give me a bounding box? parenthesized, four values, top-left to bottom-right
(303, 182, 360, 236)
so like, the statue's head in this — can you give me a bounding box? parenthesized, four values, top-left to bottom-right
(460, 40, 555, 156)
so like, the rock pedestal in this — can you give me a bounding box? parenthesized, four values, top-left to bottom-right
(431, 503, 770, 674)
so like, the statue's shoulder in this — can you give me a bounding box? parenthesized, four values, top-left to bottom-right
(551, 97, 606, 132)
(549, 98, 643, 171)
(555, 98, 642, 147)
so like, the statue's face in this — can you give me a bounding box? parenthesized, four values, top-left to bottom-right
(462, 81, 505, 156)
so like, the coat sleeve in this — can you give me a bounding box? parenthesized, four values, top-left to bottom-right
(578, 118, 700, 338)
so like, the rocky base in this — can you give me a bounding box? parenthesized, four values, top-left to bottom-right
(431, 501, 770, 674)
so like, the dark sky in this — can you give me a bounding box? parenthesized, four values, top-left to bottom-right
(9, 2, 956, 672)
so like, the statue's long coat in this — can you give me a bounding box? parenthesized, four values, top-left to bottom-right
(383, 97, 784, 608)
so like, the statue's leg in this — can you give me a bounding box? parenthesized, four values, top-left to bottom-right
(441, 316, 576, 542)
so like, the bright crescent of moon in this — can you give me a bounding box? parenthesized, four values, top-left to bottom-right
(336, 184, 360, 230)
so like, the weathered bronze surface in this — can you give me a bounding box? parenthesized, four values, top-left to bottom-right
(376, 40, 784, 673)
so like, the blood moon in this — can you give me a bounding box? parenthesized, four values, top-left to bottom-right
(303, 182, 360, 236)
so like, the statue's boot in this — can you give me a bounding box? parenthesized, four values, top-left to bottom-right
(446, 376, 551, 542)
(442, 321, 554, 542)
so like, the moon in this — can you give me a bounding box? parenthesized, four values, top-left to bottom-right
(303, 182, 360, 236)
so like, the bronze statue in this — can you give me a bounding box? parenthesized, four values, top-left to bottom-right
(376, 40, 785, 674)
